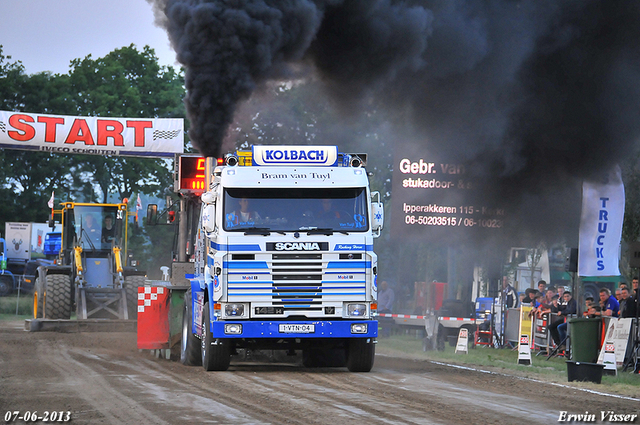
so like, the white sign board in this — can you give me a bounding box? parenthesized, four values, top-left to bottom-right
(596, 318, 632, 366)
(4, 222, 32, 260)
(0, 110, 184, 158)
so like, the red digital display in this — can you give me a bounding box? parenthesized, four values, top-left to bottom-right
(178, 155, 206, 193)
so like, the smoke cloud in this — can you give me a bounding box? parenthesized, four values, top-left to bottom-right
(149, 0, 640, 242)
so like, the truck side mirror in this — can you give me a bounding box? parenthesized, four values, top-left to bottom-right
(202, 204, 216, 233)
(146, 204, 158, 225)
(371, 191, 384, 238)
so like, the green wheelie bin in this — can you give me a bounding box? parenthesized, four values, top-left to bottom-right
(568, 317, 602, 363)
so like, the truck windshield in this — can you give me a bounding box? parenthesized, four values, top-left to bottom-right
(223, 188, 369, 232)
(69, 206, 122, 250)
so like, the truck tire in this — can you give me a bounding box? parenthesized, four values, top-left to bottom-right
(346, 337, 375, 372)
(44, 274, 72, 320)
(0, 275, 12, 297)
(124, 275, 145, 320)
(33, 276, 45, 319)
(201, 301, 231, 371)
(180, 289, 202, 366)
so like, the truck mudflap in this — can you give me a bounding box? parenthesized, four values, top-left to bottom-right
(211, 320, 378, 338)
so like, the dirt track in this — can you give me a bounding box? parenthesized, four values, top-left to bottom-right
(0, 320, 638, 425)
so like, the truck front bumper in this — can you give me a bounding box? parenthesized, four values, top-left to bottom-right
(212, 319, 378, 338)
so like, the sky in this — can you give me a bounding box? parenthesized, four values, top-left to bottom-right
(0, 0, 178, 75)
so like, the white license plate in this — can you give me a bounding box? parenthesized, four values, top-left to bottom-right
(279, 324, 315, 334)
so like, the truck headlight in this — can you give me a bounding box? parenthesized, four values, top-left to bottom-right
(224, 324, 242, 334)
(225, 303, 245, 317)
(351, 323, 368, 334)
(347, 303, 366, 317)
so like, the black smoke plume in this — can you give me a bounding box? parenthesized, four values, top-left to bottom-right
(149, 0, 640, 242)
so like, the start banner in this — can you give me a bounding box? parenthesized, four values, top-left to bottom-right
(0, 110, 183, 158)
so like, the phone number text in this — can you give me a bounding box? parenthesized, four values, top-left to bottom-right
(404, 215, 503, 228)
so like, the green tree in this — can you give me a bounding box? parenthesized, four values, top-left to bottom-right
(0, 47, 76, 224)
(66, 44, 186, 202)
(0, 45, 186, 278)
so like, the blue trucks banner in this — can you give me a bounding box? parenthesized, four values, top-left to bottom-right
(0, 110, 184, 158)
(578, 166, 625, 277)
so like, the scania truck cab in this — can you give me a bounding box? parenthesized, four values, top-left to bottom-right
(180, 145, 384, 371)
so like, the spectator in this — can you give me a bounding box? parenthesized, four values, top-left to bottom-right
(582, 297, 594, 317)
(502, 277, 518, 309)
(537, 280, 547, 294)
(378, 280, 395, 314)
(378, 280, 395, 338)
(615, 288, 622, 301)
(522, 288, 536, 305)
(557, 285, 565, 299)
(544, 288, 556, 306)
(632, 277, 639, 299)
(595, 288, 619, 317)
(549, 291, 577, 350)
(539, 294, 560, 316)
(619, 287, 637, 318)
(587, 304, 601, 318)
(529, 292, 544, 317)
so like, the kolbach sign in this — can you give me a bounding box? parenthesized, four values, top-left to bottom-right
(0, 110, 183, 158)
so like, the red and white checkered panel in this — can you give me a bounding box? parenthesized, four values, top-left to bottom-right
(138, 286, 165, 313)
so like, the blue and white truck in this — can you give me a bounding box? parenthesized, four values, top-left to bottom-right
(179, 145, 384, 371)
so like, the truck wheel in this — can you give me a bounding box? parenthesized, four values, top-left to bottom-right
(346, 338, 375, 372)
(201, 302, 231, 371)
(0, 275, 12, 297)
(124, 275, 145, 320)
(44, 274, 72, 319)
(33, 276, 45, 319)
(180, 289, 202, 366)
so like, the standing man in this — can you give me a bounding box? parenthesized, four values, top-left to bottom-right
(632, 277, 639, 299)
(378, 280, 395, 314)
(377, 280, 395, 338)
(615, 288, 622, 301)
(619, 287, 637, 318)
(502, 277, 518, 309)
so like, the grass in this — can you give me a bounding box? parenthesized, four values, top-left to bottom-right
(0, 294, 33, 319)
(376, 332, 640, 392)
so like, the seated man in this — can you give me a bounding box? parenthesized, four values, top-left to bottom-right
(594, 287, 620, 317)
(226, 198, 261, 227)
(548, 291, 577, 350)
(101, 214, 116, 244)
(317, 199, 349, 225)
(82, 214, 101, 247)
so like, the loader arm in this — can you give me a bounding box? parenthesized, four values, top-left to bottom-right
(113, 246, 125, 287)
(74, 245, 85, 285)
